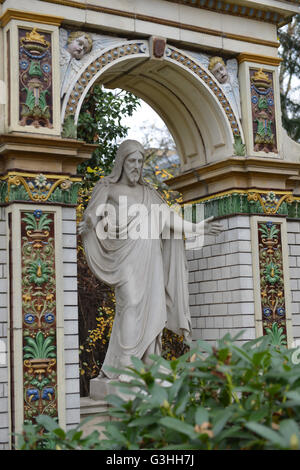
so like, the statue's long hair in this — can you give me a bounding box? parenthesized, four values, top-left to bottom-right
(101, 139, 146, 186)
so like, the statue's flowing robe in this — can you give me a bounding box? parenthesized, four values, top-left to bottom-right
(81, 181, 192, 378)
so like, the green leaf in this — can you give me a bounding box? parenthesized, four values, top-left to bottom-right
(195, 407, 209, 426)
(231, 345, 253, 364)
(130, 356, 147, 372)
(105, 394, 125, 408)
(212, 408, 232, 436)
(38, 213, 52, 231)
(36, 415, 59, 432)
(148, 382, 168, 406)
(244, 422, 284, 447)
(159, 417, 198, 440)
(105, 423, 128, 446)
(128, 416, 159, 428)
(53, 428, 66, 440)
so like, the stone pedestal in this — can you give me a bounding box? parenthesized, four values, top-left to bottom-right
(89, 376, 121, 401)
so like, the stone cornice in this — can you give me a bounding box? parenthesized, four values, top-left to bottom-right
(34, 0, 279, 49)
(0, 133, 96, 152)
(0, 133, 96, 174)
(0, 8, 64, 27)
(166, 157, 300, 202)
(165, 0, 298, 26)
(238, 52, 282, 66)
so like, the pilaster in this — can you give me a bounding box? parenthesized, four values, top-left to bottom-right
(0, 132, 93, 446)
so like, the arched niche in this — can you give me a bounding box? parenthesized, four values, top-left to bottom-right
(61, 39, 243, 171)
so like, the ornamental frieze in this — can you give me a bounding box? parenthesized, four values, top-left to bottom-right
(61, 36, 242, 142)
(165, 46, 242, 138)
(0, 173, 81, 205)
(186, 190, 299, 220)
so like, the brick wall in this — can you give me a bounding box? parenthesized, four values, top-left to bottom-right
(62, 208, 80, 429)
(187, 215, 256, 345)
(287, 220, 300, 347)
(0, 207, 8, 449)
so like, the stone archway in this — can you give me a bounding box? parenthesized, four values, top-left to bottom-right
(61, 38, 243, 173)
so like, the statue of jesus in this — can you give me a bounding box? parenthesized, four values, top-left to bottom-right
(79, 139, 222, 380)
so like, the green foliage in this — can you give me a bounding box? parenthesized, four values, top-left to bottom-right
(17, 415, 103, 450)
(265, 322, 287, 347)
(233, 136, 246, 156)
(18, 330, 300, 450)
(23, 332, 56, 360)
(22, 212, 51, 232)
(279, 14, 300, 142)
(62, 115, 77, 139)
(258, 223, 279, 240)
(77, 85, 140, 189)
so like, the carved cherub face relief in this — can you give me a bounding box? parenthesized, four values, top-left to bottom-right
(209, 58, 229, 84)
(67, 33, 92, 60)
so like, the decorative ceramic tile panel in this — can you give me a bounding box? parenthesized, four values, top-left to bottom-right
(21, 210, 58, 422)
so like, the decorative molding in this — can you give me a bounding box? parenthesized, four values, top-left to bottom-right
(63, 40, 150, 122)
(165, 0, 295, 26)
(166, 157, 300, 201)
(183, 189, 300, 219)
(0, 172, 82, 205)
(0, 134, 95, 175)
(238, 53, 282, 67)
(165, 45, 242, 138)
(63, 41, 242, 142)
(38, 0, 296, 27)
(38, 0, 280, 48)
(0, 9, 64, 27)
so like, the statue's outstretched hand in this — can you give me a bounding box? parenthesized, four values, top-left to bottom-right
(196, 216, 223, 236)
(78, 213, 94, 236)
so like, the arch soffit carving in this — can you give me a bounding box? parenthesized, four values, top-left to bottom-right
(61, 39, 243, 147)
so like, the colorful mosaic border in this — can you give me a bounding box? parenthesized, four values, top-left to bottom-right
(64, 41, 149, 121)
(21, 210, 58, 422)
(0, 172, 81, 205)
(184, 190, 300, 221)
(63, 40, 242, 141)
(165, 45, 241, 138)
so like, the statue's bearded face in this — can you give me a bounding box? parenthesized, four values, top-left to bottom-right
(68, 35, 90, 60)
(122, 151, 143, 186)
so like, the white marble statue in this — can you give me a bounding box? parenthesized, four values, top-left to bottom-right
(59, 28, 125, 98)
(79, 140, 223, 381)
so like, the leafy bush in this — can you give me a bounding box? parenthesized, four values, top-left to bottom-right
(17, 330, 300, 450)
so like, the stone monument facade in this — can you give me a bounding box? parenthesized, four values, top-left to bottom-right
(0, 0, 299, 449)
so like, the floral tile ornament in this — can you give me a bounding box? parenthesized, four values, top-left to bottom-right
(21, 210, 58, 422)
(250, 68, 278, 154)
(19, 28, 53, 129)
(257, 221, 287, 336)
